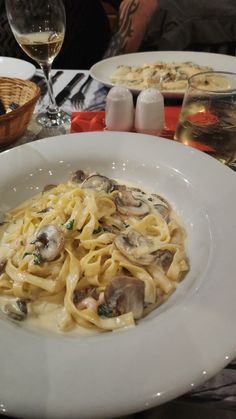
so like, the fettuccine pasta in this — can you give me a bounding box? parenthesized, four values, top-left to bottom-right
(0, 171, 189, 334)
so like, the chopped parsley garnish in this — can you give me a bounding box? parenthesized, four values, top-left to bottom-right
(37, 207, 51, 214)
(33, 252, 43, 265)
(93, 226, 104, 234)
(23, 252, 32, 258)
(23, 251, 42, 265)
(111, 224, 121, 230)
(97, 304, 113, 317)
(65, 219, 74, 230)
(111, 222, 129, 231)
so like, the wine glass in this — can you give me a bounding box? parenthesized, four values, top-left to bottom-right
(5, 0, 70, 127)
(174, 71, 236, 165)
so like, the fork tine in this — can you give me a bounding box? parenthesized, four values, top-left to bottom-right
(71, 94, 84, 110)
(70, 75, 93, 109)
(70, 76, 91, 109)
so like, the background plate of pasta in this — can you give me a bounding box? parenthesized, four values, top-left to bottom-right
(90, 50, 236, 96)
(0, 131, 235, 419)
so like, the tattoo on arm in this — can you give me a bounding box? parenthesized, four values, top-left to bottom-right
(104, 0, 140, 58)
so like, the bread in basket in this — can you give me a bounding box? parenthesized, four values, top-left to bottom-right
(0, 77, 40, 146)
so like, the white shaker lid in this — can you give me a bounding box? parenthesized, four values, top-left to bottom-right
(105, 86, 134, 131)
(135, 88, 164, 135)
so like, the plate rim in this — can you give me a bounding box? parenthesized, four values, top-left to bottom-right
(0, 55, 36, 80)
(0, 131, 236, 418)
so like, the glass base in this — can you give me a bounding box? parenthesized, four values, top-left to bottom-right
(37, 108, 70, 128)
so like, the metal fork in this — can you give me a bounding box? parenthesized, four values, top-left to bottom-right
(70, 75, 93, 109)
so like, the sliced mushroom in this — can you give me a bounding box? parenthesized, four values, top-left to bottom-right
(77, 297, 98, 311)
(114, 230, 157, 265)
(149, 194, 170, 220)
(0, 211, 5, 226)
(37, 207, 52, 214)
(73, 289, 86, 305)
(81, 174, 114, 193)
(104, 276, 145, 319)
(4, 298, 29, 321)
(74, 288, 104, 312)
(33, 224, 64, 261)
(112, 183, 127, 192)
(42, 184, 57, 193)
(115, 190, 150, 217)
(0, 258, 7, 274)
(73, 287, 98, 304)
(71, 169, 86, 183)
(155, 249, 173, 271)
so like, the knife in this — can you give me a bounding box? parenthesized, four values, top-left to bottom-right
(31, 73, 45, 85)
(55, 73, 84, 106)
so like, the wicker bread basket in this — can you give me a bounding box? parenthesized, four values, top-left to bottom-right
(0, 77, 40, 146)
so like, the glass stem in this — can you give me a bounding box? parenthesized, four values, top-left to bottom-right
(40, 63, 58, 115)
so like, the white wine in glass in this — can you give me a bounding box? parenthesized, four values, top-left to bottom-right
(6, 0, 70, 127)
(18, 32, 64, 64)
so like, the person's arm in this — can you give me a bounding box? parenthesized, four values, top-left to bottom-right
(104, 0, 158, 57)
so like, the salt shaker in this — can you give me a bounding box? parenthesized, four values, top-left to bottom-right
(134, 88, 164, 135)
(105, 86, 134, 131)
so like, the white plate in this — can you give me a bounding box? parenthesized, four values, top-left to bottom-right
(90, 50, 236, 97)
(0, 56, 35, 79)
(0, 131, 236, 419)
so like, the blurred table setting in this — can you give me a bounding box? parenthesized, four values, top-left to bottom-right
(2, 67, 236, 168)
(0, 69, 95, 150)
(0, 68, 223, 142)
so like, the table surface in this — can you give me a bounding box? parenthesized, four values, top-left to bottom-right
(0, 70, 93, 152)
(0, 69, 236, 419)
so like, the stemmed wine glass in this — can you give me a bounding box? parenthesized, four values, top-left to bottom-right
(6, 0, 70, 127)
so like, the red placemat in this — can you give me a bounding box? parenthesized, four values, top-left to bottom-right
(70, 106, 181, 139)
(164, 106, 182, 131)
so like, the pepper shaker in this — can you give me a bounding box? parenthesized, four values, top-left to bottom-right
(105, 86, 134, 131)
(134, 88, 164, 135)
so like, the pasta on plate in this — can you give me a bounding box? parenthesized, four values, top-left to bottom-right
(110, 61, 213, 91)
(0, 171, 189, 334)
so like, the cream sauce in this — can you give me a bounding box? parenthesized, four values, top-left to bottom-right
(0, 175, 188, 335)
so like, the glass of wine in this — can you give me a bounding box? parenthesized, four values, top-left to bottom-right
(174, 71, 236, 164)
(6, 0, 70, 127)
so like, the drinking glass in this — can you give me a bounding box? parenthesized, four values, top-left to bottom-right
(174, 71, 236, 164)
(6, 0, 70, 127)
